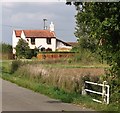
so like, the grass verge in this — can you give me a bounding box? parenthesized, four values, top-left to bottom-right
(1, 72, 118, 112)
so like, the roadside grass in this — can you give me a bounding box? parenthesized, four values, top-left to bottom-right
(1, 60, 118, 112)
(1, 60, 12, 73)
(2, 72, 118, 112)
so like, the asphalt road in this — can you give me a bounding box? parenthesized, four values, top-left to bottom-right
(2, 79, 92, 112)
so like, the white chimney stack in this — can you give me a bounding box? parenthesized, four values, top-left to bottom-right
(50, 22, 54, 32)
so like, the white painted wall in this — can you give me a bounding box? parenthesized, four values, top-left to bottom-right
(12, 30, 21, 54)
(12, 30, 56, 53)
(21, 31, 26, 41)
(56, 40, 72, 49)
(12, 31, 20, 48)
(35, 38, 56, 51)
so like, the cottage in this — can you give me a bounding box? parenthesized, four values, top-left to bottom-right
(12, 22, 74, 54)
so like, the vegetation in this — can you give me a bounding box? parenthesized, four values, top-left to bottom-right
(1, 60, 119, 111)
(0, 43, 13, 59)
(71, 2, 120, 105)
(15, 39, 33, 59)
(1, 2, 119, 112)
(15, 39, 39, 59)
(0, 43, 12, 53)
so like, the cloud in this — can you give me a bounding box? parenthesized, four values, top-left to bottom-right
(10, 12, 55, 24)
(1, 0, 66, 3)
(2, 2, 77, 44)
(2, 2, 15, 8)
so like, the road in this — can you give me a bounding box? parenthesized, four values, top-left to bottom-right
(2, 79, 93, 112)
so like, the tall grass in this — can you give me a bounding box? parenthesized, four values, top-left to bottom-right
(1, 60, 118, 111)
(11, 60, 105, 94)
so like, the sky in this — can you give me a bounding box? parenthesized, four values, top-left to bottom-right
(1, 1, 77, 44)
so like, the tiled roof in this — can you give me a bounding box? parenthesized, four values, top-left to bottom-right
(14, 30, 55, 38)
(15, 30, 22, 37)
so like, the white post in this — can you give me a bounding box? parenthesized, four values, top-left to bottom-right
(107, 85, 110, 104)
(82, 83, 86, 95)
(102, 81, 106, 104)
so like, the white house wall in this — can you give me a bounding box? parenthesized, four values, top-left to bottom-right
(12, 30, 72, 53)
(21, 31, 26, 41)
(56, 41, 72, 49)
(56, 41, 64, 49)
(12, 31, 21, 54)
(35, 38, 56, 51)
(12, 31, 20, 48)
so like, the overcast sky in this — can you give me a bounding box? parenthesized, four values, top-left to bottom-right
(1, 1, 77, 44)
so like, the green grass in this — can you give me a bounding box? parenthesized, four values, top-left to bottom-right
(1, 60, 119, 112)
(1, 73, 118, 112)
(43, 63, 109, 69)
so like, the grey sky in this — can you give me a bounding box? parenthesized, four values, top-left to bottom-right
(2, 2, 77, 44)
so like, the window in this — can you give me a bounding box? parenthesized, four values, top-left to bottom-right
(46, 38, 51, 44)
(31, 38, 35, 45)
(27, 39, 29, 42)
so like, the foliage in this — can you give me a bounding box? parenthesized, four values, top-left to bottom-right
(0, 43, 13, 59)
(15, 39, 32, 59)
(10, 60, 22, 74)
(1, 60, 118, 111)
(74, 2, 120, 104)
(0, 43, 12, 53)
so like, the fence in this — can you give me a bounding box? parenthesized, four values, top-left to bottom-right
(82, 81, 110, 104)
(37, 52, 75, 60)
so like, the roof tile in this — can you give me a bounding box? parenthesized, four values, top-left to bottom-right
(15, 30, 22, 37)
(15, 30, 55, 38)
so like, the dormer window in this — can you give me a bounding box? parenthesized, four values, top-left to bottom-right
(31, 38, 35, 45)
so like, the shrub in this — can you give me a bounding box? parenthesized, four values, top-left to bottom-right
(0, 43, 13, 60)
(10, 60, 22, 74)
(16, 39, 32, 59)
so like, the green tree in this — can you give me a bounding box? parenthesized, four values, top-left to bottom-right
(73, 2, 120, 104)
(16, 39, 32, 59)
(0, 43, 12, 53)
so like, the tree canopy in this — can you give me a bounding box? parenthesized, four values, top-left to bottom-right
(70, 2, 120, 104)
(16, 39, 32, 59)
(0, 43, 12, 53)
(75, 2, 120, 75)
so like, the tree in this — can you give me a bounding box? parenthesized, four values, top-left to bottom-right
(0, 43, 12, 53)
(73, 2, 120, 104)
(16, 39, 32, 59)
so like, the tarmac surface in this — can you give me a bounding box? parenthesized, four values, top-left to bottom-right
(2, 79, 94, 112)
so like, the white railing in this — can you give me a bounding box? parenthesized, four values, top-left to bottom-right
(82, 81, 110, 104)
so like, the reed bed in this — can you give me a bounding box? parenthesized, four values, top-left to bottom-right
(14, 62, 105, 94)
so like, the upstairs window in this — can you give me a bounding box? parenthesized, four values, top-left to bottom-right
(46, 38, 51, 44)
(31, 38, 35, 45)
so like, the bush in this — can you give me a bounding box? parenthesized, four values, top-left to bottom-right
(0, 43, 12, 53)
(16, 39, 32, 59)
(0, 43, 13, 60)
(10, 60, 22, 74)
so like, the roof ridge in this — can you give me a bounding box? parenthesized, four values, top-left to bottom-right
(14, 29, 56, 38)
